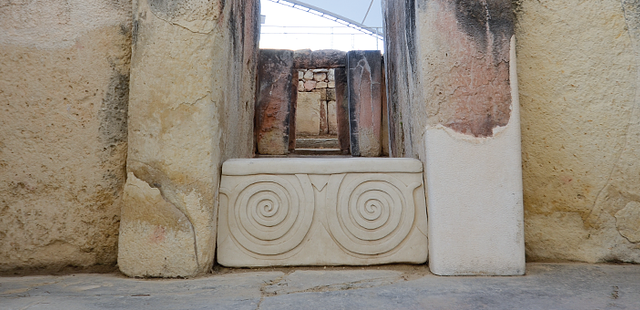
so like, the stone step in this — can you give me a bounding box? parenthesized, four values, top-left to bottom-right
(295, 138, 340, 149)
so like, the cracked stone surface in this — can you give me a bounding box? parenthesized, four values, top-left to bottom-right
(517, 0, 640, 263)
(1, 264, 640, 310)
(121, 0, 259, 277)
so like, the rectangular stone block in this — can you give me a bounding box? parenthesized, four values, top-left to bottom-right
(295, 92, 322, 136)
(256, 49, 296, 155)
(418, 1, 525, 276)
(217, 158, 428, 267)
(347, 51, 383, 157)
(328, 100, 338, 135)
(293, 49, 346, 69)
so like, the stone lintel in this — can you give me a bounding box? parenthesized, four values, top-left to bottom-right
(294, 49, 347, 69)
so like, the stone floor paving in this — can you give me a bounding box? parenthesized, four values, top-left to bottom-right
(1, 263, 639, 310)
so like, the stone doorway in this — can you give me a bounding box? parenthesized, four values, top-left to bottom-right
(254, 49, 388, 157)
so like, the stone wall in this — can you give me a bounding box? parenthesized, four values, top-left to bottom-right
(296, 68, 338, 137)
(2, 0, 640, 274)
(0, 0, 132, 272)
(515, 0, 640, 263)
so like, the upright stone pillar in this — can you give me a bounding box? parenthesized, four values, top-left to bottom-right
(347, 51, 383, 157)
(422, 1, 524, 275)
(119, 0, 259, 277)
(256, 49, 297, 155)
(384, 0, 525, 275)
(334, 68, 350, 155)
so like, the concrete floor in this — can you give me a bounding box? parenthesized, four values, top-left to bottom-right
(1, 263, 639, 310)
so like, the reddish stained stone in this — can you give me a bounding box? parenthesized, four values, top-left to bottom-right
(293, 49, 346, 69)
(334, 68, 350, 155)
(432, 0, 513, 137)
(255, 49, 296, 155)
(347, 50, 383, 157)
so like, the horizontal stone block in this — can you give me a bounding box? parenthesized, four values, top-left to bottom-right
(294, 49, 347, 69)
(217, 158, 428, 267)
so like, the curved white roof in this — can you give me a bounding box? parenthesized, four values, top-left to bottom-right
(266, 0, 383, 35)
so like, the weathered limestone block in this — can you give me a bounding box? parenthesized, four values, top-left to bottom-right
(335, 68, 351, 154)
(122, 0, 259, 277)
(217, 158, 428, 266)
(518, 0, 640, 264)
(347, 51, 383, 157)
(296, 92, 322, 136)
(256, 49, 296, 155)
(293, 49, 346, 69)
(0, 0, 131, 271)
(328, 100, 338, 135)
(416, 0, 525, 275)
(319, 101, 329, 135)
(118, 173, 198, 277)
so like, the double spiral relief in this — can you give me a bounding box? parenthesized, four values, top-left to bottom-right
(327, 174, 416, 255)
(226, 175, 314, 256)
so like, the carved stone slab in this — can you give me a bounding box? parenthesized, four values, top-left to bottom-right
(217, 158, 428, 267)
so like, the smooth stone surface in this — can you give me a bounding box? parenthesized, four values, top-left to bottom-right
(217, 158, 428, 266)
(2, 264, 640, 310)
(222, 158, 423, 175)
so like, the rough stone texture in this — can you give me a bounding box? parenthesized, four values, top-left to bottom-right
(121, 0, 259, 277)
(118, 173, 198, 277)
(347, 50, 383, 157)
(516, 0, 640, 263)
(385, 0, 524, 275)
(335, 68, 351, 154)
(0, 0, 131, 272)
(383, 0, 422, 158)
(293, 49, 346, 69)
(256, 49, 296, 155)
(295, 92, 322, 136)
(217, 158, 428, 266)
(328, 100, 338, 135)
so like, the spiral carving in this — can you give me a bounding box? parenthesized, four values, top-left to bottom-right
(228, 175, 313, 255)
(327, 175, 414, 255)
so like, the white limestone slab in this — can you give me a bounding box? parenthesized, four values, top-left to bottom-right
(217, 158, 428, 266)
(424, 40, 525, 275)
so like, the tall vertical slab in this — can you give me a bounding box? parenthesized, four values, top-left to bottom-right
(347, 51, 383, 157)
(256, 49, 296, 155)
(120, 0, 259, 277)
(418, 0, 525, 275)
(334, 68, 351, 154)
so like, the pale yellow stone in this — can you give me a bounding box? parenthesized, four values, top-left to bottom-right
(296, 92, 322, 136)
(0, 0, 131, 271)
(516, 0, 640, 263)
(118, 173, 198, 278)
(122, 0, 258, 277)
(328, 100, 338, 135)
